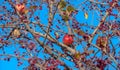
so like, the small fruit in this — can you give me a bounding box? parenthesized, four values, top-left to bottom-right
(28, 42, 35, 50)
(13, 29, 20, 38)
(15, 3, 28, 14)
(15, 3, 25, 12)
(63, 34, 74, 45)
(96, 36, 108, 48)
(28, 57, 37, 65)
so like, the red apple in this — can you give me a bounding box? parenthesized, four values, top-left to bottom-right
(15, 3, 25, 13)
(63, 34, 74, 45)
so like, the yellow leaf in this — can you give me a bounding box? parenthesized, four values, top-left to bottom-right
(74, 52, 81, 59)
(84, 12, 88, 19)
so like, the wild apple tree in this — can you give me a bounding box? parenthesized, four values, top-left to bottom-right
(0, 0, 120, 70)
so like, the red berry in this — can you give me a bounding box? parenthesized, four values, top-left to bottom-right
(28, 42, 35, 50)
(63, 34, 74, 45)
(28, 57, 37, 65)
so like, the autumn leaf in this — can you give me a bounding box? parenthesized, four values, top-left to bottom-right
(23, 9, 29, 14)
(62, 15, 69, 21)
(30, 5, 37, 9)
(66, 5, 75, 13)
(84, 12, 88, 19)
(74, 29, 85, 36)
(74, 52, 81, 60)
(58, 0, 66, 9)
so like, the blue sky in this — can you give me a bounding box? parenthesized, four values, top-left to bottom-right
(0, 0, 120, 70)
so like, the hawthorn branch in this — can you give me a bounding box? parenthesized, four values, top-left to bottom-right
(57, 1, 73, 34)
(36, 22, 66, 34)
(25, 23, 76, 54)
(44, 45, 71, 69)
(89, 0, 117, 43)
(84, 1, 119, 67)
(5, 0, 119, 70)
(90, 43, 118, 68)
(89, 0, 109, 5)
(43, 0, 54, 46)
(0, 54, 28, 60)
(0, 24, 15, 28)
